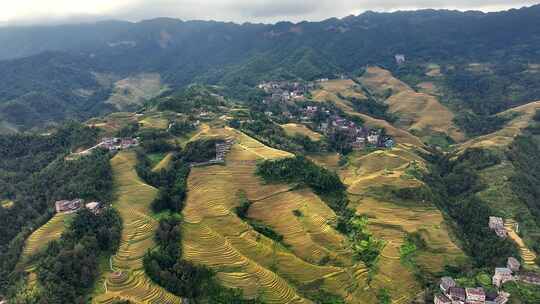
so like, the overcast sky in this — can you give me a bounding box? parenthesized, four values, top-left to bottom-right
(0, 0, 538, 26)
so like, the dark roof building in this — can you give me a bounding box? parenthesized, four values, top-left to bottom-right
(448, 287, 466, 302)
(466, 287, 486, 303)
(434, 293, 451, 304)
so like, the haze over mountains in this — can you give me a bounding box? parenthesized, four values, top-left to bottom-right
(1, 5, 540, 132)
(2, 3, 540, 304)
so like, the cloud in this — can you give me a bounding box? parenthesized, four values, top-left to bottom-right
(1, 0, 538, 25)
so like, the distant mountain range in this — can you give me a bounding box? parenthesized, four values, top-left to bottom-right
(1, 5, 540, 131)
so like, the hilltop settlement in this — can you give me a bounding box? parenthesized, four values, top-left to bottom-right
(257, 80, 395, 152)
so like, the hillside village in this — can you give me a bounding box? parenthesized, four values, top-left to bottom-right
(257, 80, 395, 151)
(189, 138, 235, 167)
(69, 137, 140, 159)
(299, 104, 394, 150)
(55, 199, 104, 214)
(435, 256, 540, 304)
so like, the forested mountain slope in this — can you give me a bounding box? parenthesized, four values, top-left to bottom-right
(2, 5, 540, 131)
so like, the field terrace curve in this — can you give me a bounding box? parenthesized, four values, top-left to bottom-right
(93, 151, 182, 304)
(181, 127, 376, 304)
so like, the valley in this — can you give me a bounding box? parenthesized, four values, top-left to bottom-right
(2, 5, 540, 303)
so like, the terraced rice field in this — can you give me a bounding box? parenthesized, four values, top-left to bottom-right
(308, 153, 341, 171)
(337, 143, 464, 303)
(340, 144, 427, 195)
(106, 73, 168, 111)
(459, 101, 540, 151)
(181, 127, 376, 303)
(21, 213, 72, 261)
(358, 67, 464, 142)
(281, 123, 322, 141)
(152, 152, 174, 172)
(16, 212, 74, 287)
(311, 82, 424, 146)
(352, 197, 464, 302)
(86, 112, 140, 136)
(316, 79, 367, 100)
(505, 220, 538, 269)
(139, 113, 169, 130)
(93, 151, 182, 304)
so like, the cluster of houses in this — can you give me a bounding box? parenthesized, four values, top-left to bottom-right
(435, 257, 540, 304)
(55, 199, 104, 215)
(435, 277, 509, 304)
(98, 137, 140, 151)
(300, 105, 395, 150)
(190, 138, 235, 167)
(75, 137, 140, 157)
(258, 81, 315, 103)
(488, 216, 508, 238)
(492, 257, 540, 287)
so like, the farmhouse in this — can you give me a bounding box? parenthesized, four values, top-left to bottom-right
(447, 287, 466, 303)
(440, 277, 456, 293)
(517, 272, 540, 285)
(489, 216, 507, 238)
(85, 201, 103, 214)
(190, 138, 235, 167)
(466, 287, 486, 304)
(492, 268, 514, 287)
(507, 257, 520, 272)
(434, 293, 451, 304)
(55, 199, 83, 214)
(99, 137, 140, 151)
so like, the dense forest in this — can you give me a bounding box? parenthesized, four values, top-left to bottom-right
(422, 148, 520, 267)
(507, 116, 540, 253)
(11, 208, 122, 303)
(0, 123, 112, 293)
(3, 6, 540, 130)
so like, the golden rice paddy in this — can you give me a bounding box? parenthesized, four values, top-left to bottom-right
(340, 144, 427, 195)
(93, 151, 182, 304)
(311, 78, 425, 147)
(151, 152, 174, 172)
(139, 113, 170, 130)
(281, 123, 322, 141)
(358, 66, 464, 142)
(181, 127, 377, 303)
(459, 100, 540, 151)
(335, 142, 464, 302)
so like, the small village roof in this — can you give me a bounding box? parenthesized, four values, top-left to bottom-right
(435, 294, 451, 303)
(507, 257, 520, 268)
(518, 272, 540, 282)
(495, 268, 513, 275)
(466, 287, 485, 298)
(86, 202, 101, 210)
(485, 290, 498, 301)
(440, 277, 456, 290)
(448, 287, 466, 300)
